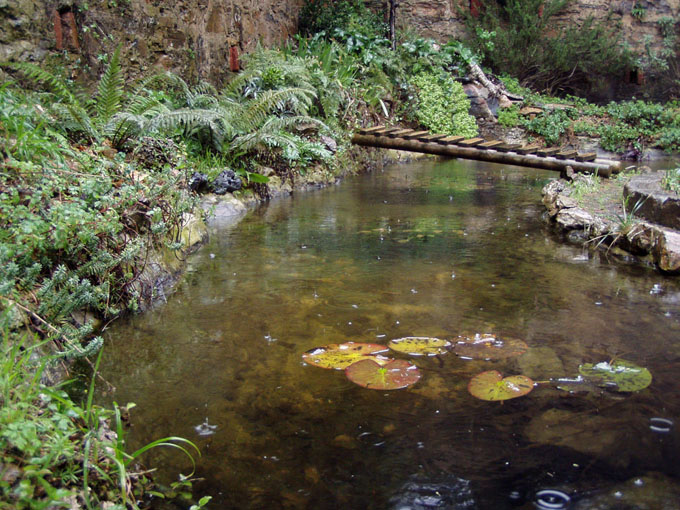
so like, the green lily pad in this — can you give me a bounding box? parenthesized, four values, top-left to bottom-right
(346, 359, 421, 390)
(302, 342, 390, 370)
(578, 359, 652, 392)
(388, 337, 452, 356)
(453, 334, 528, 360)
(468, 370, 534, 401)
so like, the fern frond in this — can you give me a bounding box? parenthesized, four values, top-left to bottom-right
(6, 62, 74, 102)
(126, 93, 164, 116)
(95, 46, 125, 125)
(51, 103, 100, 142)
(106, 112, 147, 149)
(233, 87, 315, 132)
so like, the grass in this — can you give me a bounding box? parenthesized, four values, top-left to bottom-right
(0, 330, 207, 509)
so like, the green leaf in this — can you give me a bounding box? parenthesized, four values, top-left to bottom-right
(302, 342, 390, 370)
(468, 370, 534, 401)
(345, 359, 421, 390)
(578, 359, 652, 392)
(453, 333, 528, 360)
(388, 337, 451, 356)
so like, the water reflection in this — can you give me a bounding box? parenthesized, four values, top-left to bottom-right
(99, 159, 680, 509)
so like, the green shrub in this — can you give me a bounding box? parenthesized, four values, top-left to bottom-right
(298, 0, 385, 38)
(409, 72, 477, 137)
(658, 127, 680, 153)
(598, 123, 640, 152)
(464, 0, 631, 95)
(498, 105, 520, 128)
(521, 109, 573, 145)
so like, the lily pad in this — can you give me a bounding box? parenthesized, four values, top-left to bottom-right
(468, 370, 534, 401)
(453, 334, 528, 360)
(388, 337, 452, 356)
(578, 359, 652, 392)
(346, 359, 421, 390)
(302, 342, 390, 370)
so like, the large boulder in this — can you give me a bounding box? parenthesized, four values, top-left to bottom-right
(624, 173, 680, 230)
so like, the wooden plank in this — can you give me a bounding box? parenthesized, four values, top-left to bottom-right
(495, 143, 522, 153)
(359, 126, 386, 134)
(458, 137, 485, 147)
(515, 144, 541, 155)
(402, 130, 430, 139)
(555, 150, 578, 160)
(387, 129, 415, 138)
(419, 133, 449, 142)
(436, 136, 465, 144)
(576, 152, 597, 162)
(351, 133, 621, 177)
(374, 127, 402, 136)
(478, 140, 505, 149)
(536, 147, 560, 157)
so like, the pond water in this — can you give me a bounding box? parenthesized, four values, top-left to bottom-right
(99, 158, 680, 509)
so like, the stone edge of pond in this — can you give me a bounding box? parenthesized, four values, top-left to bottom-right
(542, 177, 680, 275)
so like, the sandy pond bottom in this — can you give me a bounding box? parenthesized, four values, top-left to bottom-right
(98, 159, 680, 509)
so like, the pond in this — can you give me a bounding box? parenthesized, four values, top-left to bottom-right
(98, 158, 680, 509)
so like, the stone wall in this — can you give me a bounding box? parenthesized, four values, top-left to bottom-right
(2, 0, 678, 84)
(1, 0, 303, 84)
(369, 0, 679, 59)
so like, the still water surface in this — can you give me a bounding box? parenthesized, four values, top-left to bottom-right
(100, 159, 680, 509)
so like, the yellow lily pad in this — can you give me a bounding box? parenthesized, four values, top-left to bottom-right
(302, 342, 390, 370)
(388, 337, 451, 356)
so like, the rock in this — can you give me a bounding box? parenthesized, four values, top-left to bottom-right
(463, 83, 496, 120)
(556, 207, 595, 230)
(541, 179, 566, 217)
(653, 228, 680, 274)
(132, 137, 178, 170)
(518, 346, 566, 380)
(624, 173, 680, 230)
(389, 474, 476, 510)
(320, 135, 337, 153)
(620, 223, 657, 256)
(200, 194, 249, 227)
(525, 408, 624, 462)
(560, 164, 575, 180)
(498, 94, 514, 109)
(188, 172, 209, 193)
(211, 169, 242, 194)
(571, 472, 680, 510)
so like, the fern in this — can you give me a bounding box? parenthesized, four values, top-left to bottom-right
(95, 46, 124, 125)
(4, 62, 75, 103)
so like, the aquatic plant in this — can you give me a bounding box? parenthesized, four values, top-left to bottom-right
(346, 358, 421, 390)
(453, 333, 528, 360)
(578, 359, 652, 392)
(388, 337, 451, 356)
(468, 370, 534, 401)
(302, 342, 390, 369)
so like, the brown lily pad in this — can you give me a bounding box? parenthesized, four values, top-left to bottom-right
(468, 370, 534, 401)
(388, 337, 451, 356)
(345, 359, 421, 390)
(302, 342, 390, 370)
(453, 333, 528, 360)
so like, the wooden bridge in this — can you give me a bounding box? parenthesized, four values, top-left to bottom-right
(352, 127, 622, 178)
